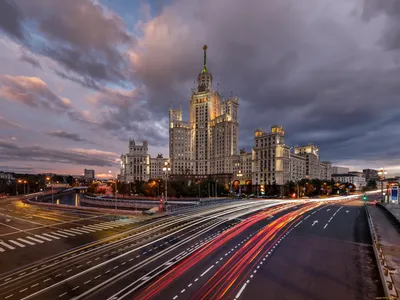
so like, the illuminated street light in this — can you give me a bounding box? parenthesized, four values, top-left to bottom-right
(109, 171, 118, 210)
(378, 167, 387, 202)
(46, 177, 54, 204)
(162, 161, 171, 211)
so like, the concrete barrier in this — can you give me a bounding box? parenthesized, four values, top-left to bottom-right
(365, 204, 399, 300)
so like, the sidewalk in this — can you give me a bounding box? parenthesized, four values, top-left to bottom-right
(384, 203, 400, 223)
(367, 204, 400, 299)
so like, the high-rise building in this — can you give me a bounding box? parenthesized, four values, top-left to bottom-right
(294, 144, 320, 179)
(169, 45, 239, 182)
(120, 139, 150, 182)
(252, 126, 290, 186)
(84, 169, 95, 180)
(150, 155, 169, 179)
(289, 153, 306, 182)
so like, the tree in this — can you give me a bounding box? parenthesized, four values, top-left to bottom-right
(366, 180, 377, 190)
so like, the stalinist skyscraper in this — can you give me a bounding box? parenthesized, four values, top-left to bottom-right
(169, 45, 239, 182)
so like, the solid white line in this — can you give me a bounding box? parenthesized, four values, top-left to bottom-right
(42, 233, 60, 240)
(34, 235, 51, 241)
(9, 240, 25, 247)
(17, 238, 35, 245)
(200, 265, 214, 277)
(324, 224, 328, 229)
(26, 237, 44, 244)
(235, 283, 247, 299)
(0, 241, 15, 250)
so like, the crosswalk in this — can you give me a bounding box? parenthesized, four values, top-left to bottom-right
(0, 218, 137, 253)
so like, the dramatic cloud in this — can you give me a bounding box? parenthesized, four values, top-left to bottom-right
(0, 116, 23, 129)
(0, 0, 400, 174)
(46, 130, 86, 142)
(0, 139, 119, 167)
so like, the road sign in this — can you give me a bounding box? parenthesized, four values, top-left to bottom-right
(391, 186, 398, 204)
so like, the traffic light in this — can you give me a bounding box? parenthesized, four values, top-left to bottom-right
(260, 184, 265, 195)
(362, 195, 367, 200)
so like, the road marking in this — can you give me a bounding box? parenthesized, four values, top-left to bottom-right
(42, 233, 60, 240)
(84, 280, 91, 284)
(5, 294, 13, 299)
(173, 296, 178, 300)
(62, 229, 83, 235)
(0, 241, 15, 250)
(327, 209, 330, 211)
(346, 210, 349, 213)
(19, 288, 28, 293)
(31, 283, 39, 288)
(181, 289, 185, 293)
(58, 292, 67, 298)
(35, 235, 51, 241)
(312, 220, 318, 227)
(72, 286, 79, 291)
(200, 265, 214, 277)
(188, 283, 192, 287)
(43, 278, 51, 282)
(304, 215, 310, 220)
(94, 275, 101, 279)
(51, 232, 69, 238)
(27, 236, 44, 243)
(235, 283, 247, 299)
(55, 273, 62, 277)
(58, 231, 75, 237)
(67, 228, 88, 234)
(66, 269, 72, 273)
(324, 224, 328, 229)
(17, 238, 35, 245)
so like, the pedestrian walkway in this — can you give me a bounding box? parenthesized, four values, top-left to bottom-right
(367, 204, 400, 299)
(383, 203, 400, 223)
(0, 218, 137, 253)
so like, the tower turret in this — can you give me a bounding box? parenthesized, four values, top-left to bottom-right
(198, 45, 213, 93)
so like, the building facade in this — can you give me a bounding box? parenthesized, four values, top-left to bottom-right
(332, 166, 350, 174)
(363, 169, 378, 181)
(0, 172, 15, 180)
(120, 139, 150, 182)
(294, 144, 320, 179)
(289, 153, 306, 182)
(150, 155, 169, 179)
(84, 169, 95, 180)
(332, 173, 366, 190)
(252, 126, 290, 186)
(319, 161, 332, 180)
(169, 45, 239, 182)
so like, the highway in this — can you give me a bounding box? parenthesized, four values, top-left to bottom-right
(0, 195, 384, 300)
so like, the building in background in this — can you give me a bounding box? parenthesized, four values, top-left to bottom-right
(320, 161, 332, 180)
(290, 153, 306, 182)
(150, 154, 169, 179)
(252, 126, 290, 187)
(84, 169, 95, 180)
(294, 144, 320, 179)
(169, 45, 239, 182)
(120, 139, 150, 183)
(332, 166, 350, 174)
(0, 172, 15, 180)
(363, 168, 379, 181)
(332, 172, 366, 190)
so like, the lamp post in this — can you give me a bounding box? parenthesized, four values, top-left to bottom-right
(237, 170, 243, 196)
(46, 177, 54, 204)
(378, 167, 387, 203)
(16, 179, 22, 196)
(109, 171, 118, 210)
(162, 161, 171, 212)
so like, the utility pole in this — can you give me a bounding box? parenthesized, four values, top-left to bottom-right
(162, 161, 171, 212)
(378, 168, 387, 203)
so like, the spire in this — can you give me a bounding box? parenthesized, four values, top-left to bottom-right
(201, 45, 208, 74)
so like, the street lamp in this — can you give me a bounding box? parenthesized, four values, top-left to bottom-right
(237, 170, 243, 196)
(46, 177, 54, 204)
(162, 162, 171, 207)
(378, 167, 387, 202)
(16, 179, 22, 196)
(109, 171, 118, 210)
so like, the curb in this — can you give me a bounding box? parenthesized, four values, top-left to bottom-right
(365, 204, 399, 300)
(377, 203, 400, 229)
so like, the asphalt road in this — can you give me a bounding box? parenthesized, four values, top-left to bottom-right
(0, 199, 283, 300)
(0, 194, 384, 300)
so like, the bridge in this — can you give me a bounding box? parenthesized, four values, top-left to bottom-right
(62, 186, 88, 193)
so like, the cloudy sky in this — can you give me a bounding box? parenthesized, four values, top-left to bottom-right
(0, 0, 399, 177)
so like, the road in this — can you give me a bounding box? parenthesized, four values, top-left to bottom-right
(0, 195, 384, 300)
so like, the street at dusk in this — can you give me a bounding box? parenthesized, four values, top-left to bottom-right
(1, 0, 400, 299)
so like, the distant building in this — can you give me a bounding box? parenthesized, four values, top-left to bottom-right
(332, 173, 366, 190)
(320, 161, 332, 180)
(150, 155, 169, 179)
(84, 169, 95, 180)
(0, 172, 15, 180)
(290, 153, 306, 182)
(120, 139, 150, 183)
(332, 166, 350, 174)
(252, 126, 290, 186)
(294, 144, 320, 179)
(363, 169, 379, 182)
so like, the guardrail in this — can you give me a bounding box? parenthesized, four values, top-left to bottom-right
(365, 204, 399, 300)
